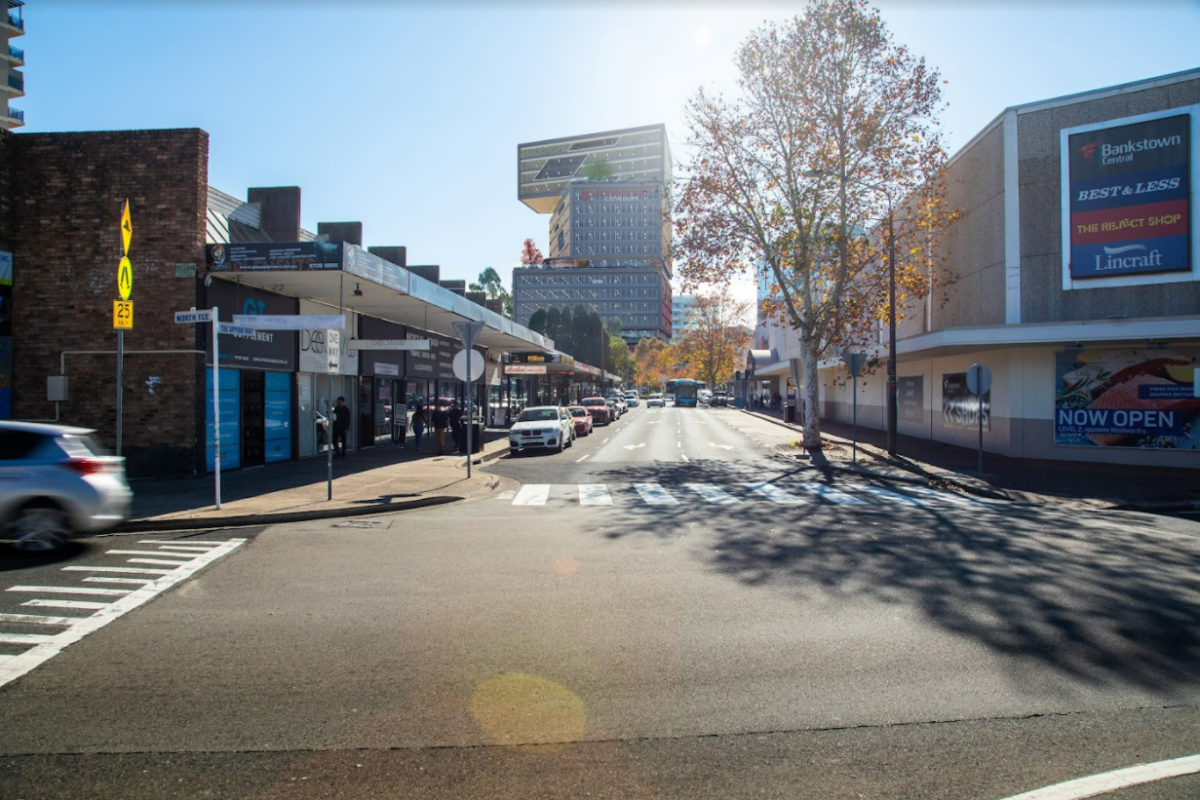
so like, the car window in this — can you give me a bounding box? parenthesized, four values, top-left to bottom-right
(0, 430, 46, 460)
(582, 399, 604, 406)
(570, 408, 587, 417)
(518, 409, 558, 422)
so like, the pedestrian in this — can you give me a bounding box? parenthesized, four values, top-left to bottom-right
(449, 402, 465, 453)
(410, 406, 427, 450)
(432, 403, 449, 455)
(332, 396, 351, 459)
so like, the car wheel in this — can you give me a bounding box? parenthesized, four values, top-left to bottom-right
(9, 502, 72, 552)
(557, 436, 565, 453)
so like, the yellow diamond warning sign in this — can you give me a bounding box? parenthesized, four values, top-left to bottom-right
(120, 200, 132, 256)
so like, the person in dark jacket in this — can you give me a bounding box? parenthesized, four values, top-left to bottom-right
(431, 405, 449, 455)
(332, 397, 351, 459)
(448, 402, 465, 453)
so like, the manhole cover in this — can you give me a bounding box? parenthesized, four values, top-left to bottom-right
(333, 519, 387, 529)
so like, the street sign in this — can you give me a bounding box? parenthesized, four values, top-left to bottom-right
(217, 322, 256, 336)
(841, 350, 868, 378)
(113, 300, 133, 329)
(117, 256, 133, 301)
(175, 309, 214, 324)
(966, 363, 992, 396)
(452, 348, 485, 382)
(325, 330, 341, 374)
(120, 200, 132, 256)
(452, 320, 485, 348)
(233, 314, 345, 330)
(353, 339, 431, 351)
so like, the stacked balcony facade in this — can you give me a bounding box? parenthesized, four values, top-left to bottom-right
(1, 0, 23, 130)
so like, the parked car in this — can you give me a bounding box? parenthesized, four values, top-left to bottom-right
(624, 391, 640, 408)
(646, 393, 665, 408)
(566, 406, 593, 437)
(580, 396, 612, 425)
(508, 406, 574, 454)
(0, 422, 133, 551)
(607, 395, 628, 416)
(711, 392, 729, 407)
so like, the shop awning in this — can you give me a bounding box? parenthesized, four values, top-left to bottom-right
(204, 242, 554, 355)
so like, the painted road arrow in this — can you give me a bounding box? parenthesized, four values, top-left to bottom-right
(623, 443, 646, 450)
(708, 442, 734, 450)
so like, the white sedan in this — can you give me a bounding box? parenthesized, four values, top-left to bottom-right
(646, 393, 666, 408)
(508, 406, 574, 454)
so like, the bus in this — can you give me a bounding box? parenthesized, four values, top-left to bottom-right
(673, 379, 704, 408)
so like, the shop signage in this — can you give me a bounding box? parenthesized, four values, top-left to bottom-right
(506, 364, 547, 376)
(205, 241, 344, 272)
(942, 372, 990, 430)
(1054, 347, 1200, 449)
(354, 339, 430, 351)
(234, 314, 345, 330)
(1067, 113, 1191, 278)
(206, 281, 297, 371)
(898, 377, 923, 424)
(360, 317, 406, 377)
(299, 302, 358, 376)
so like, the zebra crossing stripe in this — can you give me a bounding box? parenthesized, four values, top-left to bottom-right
(686, 483, 741, 505)
(634, 483, 679, 505)
(903, 485, 986, 506)
(746, 482, 808, 504)
(512, 484, 551, 506)
(800, 483, 868, 505)
(579, 484, 613, 505)
(860, 485, 924, 506)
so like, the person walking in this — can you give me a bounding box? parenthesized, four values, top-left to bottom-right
(410, 406, 427, 451)
(448, 402, 465, 453)
(332, 396, 351, 459)
(431, 403, 449, 455)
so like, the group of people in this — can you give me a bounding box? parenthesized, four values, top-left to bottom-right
(751, 392, 783, 411)
(407, 402, 471, 456)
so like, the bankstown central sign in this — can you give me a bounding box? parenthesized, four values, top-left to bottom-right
(1066, 113, 1191, 279)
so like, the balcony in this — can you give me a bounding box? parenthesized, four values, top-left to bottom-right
(5, 71, 21, 94)
(7, 45, 22, 64)
(4, 12, 22, 32)
(4, 105, 23, 123)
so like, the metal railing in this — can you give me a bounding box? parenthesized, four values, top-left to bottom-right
(6, 73, 21, 91)
(8, 45, 22, 61)
(6, 12, 22, 30)
(6, 106, 23, 122)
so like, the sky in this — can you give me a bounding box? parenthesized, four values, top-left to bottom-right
(17, 0, 1200, 308)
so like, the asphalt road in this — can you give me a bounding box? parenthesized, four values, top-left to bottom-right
(1, 405, 1199, 798)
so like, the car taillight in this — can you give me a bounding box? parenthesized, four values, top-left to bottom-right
(62, 458, 107, 476)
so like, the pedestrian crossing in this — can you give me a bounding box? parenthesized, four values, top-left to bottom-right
(496, 482, 995, 509)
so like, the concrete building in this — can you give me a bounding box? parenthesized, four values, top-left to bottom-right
(671, 295, 698, 343)
(514, 125, 673, 345)
(752, 68, 1200, 469)
(1, 1, 24, 131)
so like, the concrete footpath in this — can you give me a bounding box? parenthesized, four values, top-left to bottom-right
(119, 430, 514, 533)
(743, 406, 1200, 512)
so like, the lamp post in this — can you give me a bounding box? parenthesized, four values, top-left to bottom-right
(804, 170, 898, 456)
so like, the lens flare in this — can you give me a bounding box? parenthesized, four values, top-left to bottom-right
(471, 673, 587, 749)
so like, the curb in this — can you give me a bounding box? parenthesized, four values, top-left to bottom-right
(116, 495, 460, 533)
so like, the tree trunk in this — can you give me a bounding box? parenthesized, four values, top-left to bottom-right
(800, 336, 822, 449)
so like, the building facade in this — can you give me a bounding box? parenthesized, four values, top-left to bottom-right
(515, 125, 673, 345)
(752, 69, 1200, 469)
(671, 295, 697, 343)
(0, 1, 23, 131)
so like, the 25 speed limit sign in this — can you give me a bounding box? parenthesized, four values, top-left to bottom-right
(113, 300, 133, 329)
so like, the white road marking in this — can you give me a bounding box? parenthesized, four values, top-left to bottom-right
(708, 442, 734, 450)
(579, 485, 613, 506)
(575, 454, 590, 462)
(83, 577, 155, 586)
(0, 613, 78, 627)
(904, 485, 988, 506)
(8, 585, 129, 597)
(686, 483, 741, 505)
(603, 438, 610, 443)
(746, 482, 808, 504)
(860, 485, 924, 506)
(800, 483, 868, 505)
(0, 539, 245, 689)
(127, 558, 203, 567)
(22, 599, 110, 610)
(105, 550, 196, 558)
(139, 540, 223, 547)
(634, 483, 679, 505)
(0, 633, 57, 645)
(681, 454, 690, 462)
(512, 484, 551, 506)
(997, 753, 1200, 800)
(62, 566, 175, 575)
(494, 490, 516, 501)
(623, 443, 645, 450)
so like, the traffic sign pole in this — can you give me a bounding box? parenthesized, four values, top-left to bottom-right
(213, 306, 221, 509)
(116, 329, 123, 458)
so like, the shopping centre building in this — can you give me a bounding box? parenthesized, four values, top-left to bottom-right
(750, 68, 1200, 469)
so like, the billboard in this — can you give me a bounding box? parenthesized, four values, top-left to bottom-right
(941, 372, 990, 430)
(206, 242, 343, 272)
(1067, 113, 1190, 279)
(205, 280, 298, 371)
(1055, 348, 1200, 449)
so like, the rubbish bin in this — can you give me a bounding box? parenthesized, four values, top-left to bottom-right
(735, 396, 744, 409)
(785, 404, 796, 424)
(470, 422, 484, 453)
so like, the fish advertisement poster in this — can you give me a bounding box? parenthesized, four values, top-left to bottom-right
(1055, 348, 1200, 449)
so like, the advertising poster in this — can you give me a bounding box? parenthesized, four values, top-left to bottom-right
(264, 371, 292, 464)
(942, 372, 990, 430)
(1055, 348, 1200, 449)
(1067, 114, 1190, 279)
(205, 367, 240, 472)
(898, 376, 924, 424)
(206, 242, 343, 272)
(206, 281, 298, 371)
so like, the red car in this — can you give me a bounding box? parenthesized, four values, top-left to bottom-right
(580, 396, 611, 425)
(567, 406, 593, 437)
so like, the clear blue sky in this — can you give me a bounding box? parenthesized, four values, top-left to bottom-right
(19, 0, 1200, 302)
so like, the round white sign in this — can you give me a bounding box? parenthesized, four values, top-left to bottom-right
(452, 348, 485, 382)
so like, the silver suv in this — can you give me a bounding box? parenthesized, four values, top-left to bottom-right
(0, 422, 133, 551)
